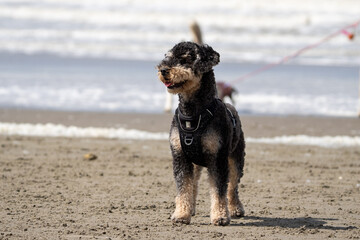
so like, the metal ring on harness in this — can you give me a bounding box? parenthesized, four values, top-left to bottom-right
(184, 135, 194, 145)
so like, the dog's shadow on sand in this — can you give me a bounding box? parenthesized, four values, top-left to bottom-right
(229, 215, 357, 231)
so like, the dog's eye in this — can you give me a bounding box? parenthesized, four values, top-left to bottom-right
(180, 56, 192, 65)
(180, 58, 187, 64)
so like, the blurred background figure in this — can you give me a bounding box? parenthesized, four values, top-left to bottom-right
(216, 81, 237, 105)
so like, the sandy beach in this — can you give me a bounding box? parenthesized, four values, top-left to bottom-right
(0, 109, 359, 239)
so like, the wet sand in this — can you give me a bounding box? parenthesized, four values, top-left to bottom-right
(0, 109, 359, 239)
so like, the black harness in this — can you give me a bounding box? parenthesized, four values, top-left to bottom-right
(174, 98, 236, 167)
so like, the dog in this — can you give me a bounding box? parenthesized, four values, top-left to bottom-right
(216, 81, 237, 105)
(157, 42, 246, 226)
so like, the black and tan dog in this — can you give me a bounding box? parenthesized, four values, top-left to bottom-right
(157, 42, 245, 226)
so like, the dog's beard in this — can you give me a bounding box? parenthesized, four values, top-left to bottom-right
(158, 66, 201, 95)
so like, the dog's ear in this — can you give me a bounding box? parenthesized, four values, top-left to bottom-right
(194, 44, 220, 73)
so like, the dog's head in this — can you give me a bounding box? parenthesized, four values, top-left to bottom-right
(157, 42, 220, 94)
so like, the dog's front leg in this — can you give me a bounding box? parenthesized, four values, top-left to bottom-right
(172, 156, 194, 224)
(207, 153, 230, 226)
(170, 127, 194, 224)
(192, 164, 203, 216)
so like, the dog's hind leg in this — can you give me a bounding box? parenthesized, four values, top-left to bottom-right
(227, 140, 245, 218)
(207, 154, 230, 226)
(191, 164, 203, 216)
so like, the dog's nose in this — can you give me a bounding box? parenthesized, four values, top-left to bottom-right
(160, 68, 169, 76)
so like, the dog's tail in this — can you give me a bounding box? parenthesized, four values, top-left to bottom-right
(190, 21, 203, 45)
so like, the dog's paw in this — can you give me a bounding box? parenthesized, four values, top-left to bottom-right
(229, 204, 245, 218)
(171, 216, 191, 225)
(171, 213, 191, 225)
(211, 216, 230, 226)
(210, 200, 231, 226)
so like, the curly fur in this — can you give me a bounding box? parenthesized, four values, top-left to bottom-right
(157, 42, 246, 226)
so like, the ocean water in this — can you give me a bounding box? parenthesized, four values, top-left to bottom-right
(0, 53, 358, 116)
(1, 0, 360, 64)
(0, 0, 360, 117)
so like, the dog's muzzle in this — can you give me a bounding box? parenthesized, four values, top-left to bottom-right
(160, 68, 169, 77)
(159, 67, 187, 89)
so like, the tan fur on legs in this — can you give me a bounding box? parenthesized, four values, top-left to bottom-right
(227, 157, 245, 217)
(191, 164, 203, 216)
(208, 175, 230, 226)
(169, 127, 181, 152)
(172, 176, 193, 224)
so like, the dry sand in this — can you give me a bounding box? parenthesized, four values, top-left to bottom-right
(0, 109, 359, 239)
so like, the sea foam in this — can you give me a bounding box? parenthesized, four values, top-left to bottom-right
(1, 122, 359, 148)
(0, 122, 168, 140)
(247, 135, 360, 148)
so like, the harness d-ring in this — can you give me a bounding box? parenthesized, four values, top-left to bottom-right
(184, 135, 193, 145)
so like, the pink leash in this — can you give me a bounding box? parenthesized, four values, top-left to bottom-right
(230, 19, 360, 84)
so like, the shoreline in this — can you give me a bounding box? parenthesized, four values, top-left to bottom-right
(1, 108, 359, 138)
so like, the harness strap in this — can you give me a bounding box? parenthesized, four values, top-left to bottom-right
(175, 99, 220, 167)
(226, 107, 237, 129)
